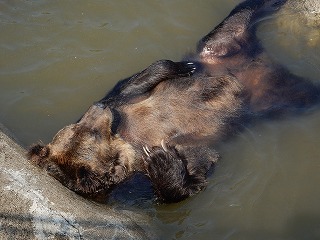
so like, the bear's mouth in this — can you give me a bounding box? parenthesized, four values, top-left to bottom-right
(43, 162, 105, 195)
(73, 176, 120, 202)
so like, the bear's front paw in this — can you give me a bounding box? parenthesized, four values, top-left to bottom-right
(142, 143, 194, 202)
(142, 144, 185, 179)
(176, 62, 197, 77)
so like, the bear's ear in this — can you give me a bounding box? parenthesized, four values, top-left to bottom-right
(28, 144, 50, 159)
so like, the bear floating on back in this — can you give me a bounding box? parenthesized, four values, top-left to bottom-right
(29, 0, 320, 203)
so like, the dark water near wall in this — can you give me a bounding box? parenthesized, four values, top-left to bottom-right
(1, 1, 320, 239)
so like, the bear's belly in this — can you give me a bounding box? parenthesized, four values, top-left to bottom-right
(118, 77, 245, 147)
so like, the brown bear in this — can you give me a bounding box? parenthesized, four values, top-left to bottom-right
(28, 0, 320, 203)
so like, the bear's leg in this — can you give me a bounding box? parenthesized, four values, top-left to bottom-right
(143, 144, 219, 203)
(121, 60, 197, 95)
(102, 60, 197, 105)
(197, 0, 287, 58)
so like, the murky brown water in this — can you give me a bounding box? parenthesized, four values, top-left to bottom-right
(1, 0, 320, 239)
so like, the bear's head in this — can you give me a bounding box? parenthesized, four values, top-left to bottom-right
(28, 105, 136, 198)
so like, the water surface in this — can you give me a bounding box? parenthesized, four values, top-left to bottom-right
(1, 1, 320, 239)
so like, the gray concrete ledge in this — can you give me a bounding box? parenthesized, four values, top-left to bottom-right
(0, 123, 156, 240)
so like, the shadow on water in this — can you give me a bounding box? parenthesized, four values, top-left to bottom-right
(107, 173, 155, 207)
